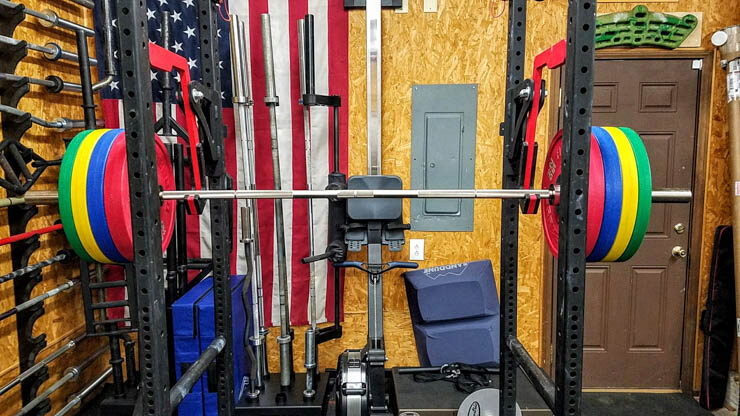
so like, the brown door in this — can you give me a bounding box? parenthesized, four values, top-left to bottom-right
(552, 58, 700, 389)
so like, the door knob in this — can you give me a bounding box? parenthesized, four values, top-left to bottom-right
(672, 246, 687, 258)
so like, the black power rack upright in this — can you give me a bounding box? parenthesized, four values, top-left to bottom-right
(115, 0, 234, 414)
(112, 0, 597, 415)
(499, 1, 595, 416)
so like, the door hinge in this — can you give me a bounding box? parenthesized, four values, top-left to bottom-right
(692, 59, 703, 70)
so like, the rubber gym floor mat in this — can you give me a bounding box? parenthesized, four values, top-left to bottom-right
(582, 392, 712, 416)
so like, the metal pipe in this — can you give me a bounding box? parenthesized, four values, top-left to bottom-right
(0, 280, 78, 323)
(0, 334, 86, 397)
(16, 345, 108, 416)
(7, 1, 96, 36)
(299, 15, 318, 399)
(0, 250, 73, 284)
(240, 17, 270, 380)
(0, 73, 82, 92)
(0, 190, 61, 208)
(366, 0, 382, 175)
(65, 0, 95, 9)
(170, 336, 225, 408)
(76, 29, 97, 129)
(507, 336, 556, 410)
(0, 104, 100, 131)
(160, 188, 692, 202)
(55, 367, 112, 416)
(262, 13, 293, 388)
(0, 34, 96, 66)
(92, 0, 116, 91)
(0, 188, 690, 204)
(230, 14, 265, 393)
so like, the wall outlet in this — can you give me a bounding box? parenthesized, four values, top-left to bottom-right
(423, 0, 437, 12)
(410, 239, 424, 261)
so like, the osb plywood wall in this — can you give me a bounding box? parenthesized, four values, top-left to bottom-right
(0, 2, 111, 415)
(269, 1, 739, 389)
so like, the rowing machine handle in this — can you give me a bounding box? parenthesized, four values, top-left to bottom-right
(385, 262, 419, 271)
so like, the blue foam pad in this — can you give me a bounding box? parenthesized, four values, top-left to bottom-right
(172, 278, 214, 336)
(403, 260, 499, 323)
(412, 315, 500, 367)
(172, 278, 213, 397)
(179, 393, 204, 416)
(199, 275, 250, 413)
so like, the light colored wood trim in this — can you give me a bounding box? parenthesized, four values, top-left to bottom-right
(582, 389, 683, 394)
(682, 49, 714, 395)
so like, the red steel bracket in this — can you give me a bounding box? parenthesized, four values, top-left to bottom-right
(149, 42, 201, 214)
(521, 40, 567, 203)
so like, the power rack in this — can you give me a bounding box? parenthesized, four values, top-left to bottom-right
(112, 0, 597, 415)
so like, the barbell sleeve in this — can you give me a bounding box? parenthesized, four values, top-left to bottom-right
(0, 73, 81, 93)
(16, 346, 108, 416)
(0, 0, 96, 36)
(54, 367, 112, 416)
(0, 191, 62, 208)
(0, 34, 96, 65)
(0, 104, 103, 131)
(0, 333, 86, 397)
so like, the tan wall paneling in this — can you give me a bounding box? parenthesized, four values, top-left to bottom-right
(0, 1, 113, 414)
(266, 0, 740, 394)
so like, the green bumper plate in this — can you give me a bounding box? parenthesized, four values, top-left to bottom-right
(617, 127, 652, 261)
(59, 129, 95, 263)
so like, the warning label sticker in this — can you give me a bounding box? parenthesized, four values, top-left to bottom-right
(729, 60, 740, 103)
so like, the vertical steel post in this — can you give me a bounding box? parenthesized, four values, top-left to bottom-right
(366, 0, 382, 175)
(197, 0, 235, 413)
(115, 0, 171, 413)
(299, 15, 319, 399)
(499, 0, 528, 415)
(553, 1, 596, 415)
(230, 13, 266, 394)
(262, 13, 294, 388)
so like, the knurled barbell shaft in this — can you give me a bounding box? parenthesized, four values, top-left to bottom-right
(158, 188, 692, 202)
(10, 188, 691, 203)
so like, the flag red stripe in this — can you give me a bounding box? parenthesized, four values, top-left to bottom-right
(289, 0, 310, 325)
(102, 100, 120, 128)
(223, 109, 239, 274)
(327, 0, 349, 322)
(250, 0, 275, 325)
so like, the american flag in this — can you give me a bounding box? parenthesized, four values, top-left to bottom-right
(93, 0, 349, 326)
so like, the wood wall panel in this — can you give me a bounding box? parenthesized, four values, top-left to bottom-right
(325, 0, 736, 393)
(0, 2, 111, 415)
(1, 0, 736, 409)
(269, 2, 738, 391)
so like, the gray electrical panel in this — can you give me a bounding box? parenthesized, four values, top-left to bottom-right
(410, 84, 478, 231)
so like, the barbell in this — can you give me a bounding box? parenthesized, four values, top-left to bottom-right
(56, 128, 688, 264)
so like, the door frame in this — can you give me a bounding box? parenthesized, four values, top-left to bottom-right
(540, 49, 715, 393)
